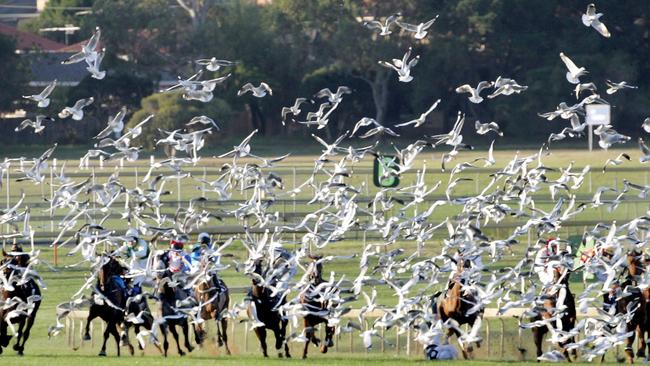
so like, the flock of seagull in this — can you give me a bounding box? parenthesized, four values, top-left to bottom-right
(2, 3, 650, 362)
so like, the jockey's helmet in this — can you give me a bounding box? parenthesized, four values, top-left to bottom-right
(198, 232, 210, 245)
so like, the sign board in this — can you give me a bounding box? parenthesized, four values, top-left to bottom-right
(585, 104, 610, 126)
(373, 155, 400, 188)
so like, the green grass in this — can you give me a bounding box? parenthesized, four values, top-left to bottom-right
(1, 146, 648, 363)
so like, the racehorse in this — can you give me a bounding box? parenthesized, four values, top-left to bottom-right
(614, 250, 650, 363)
(247, 256, 291, 358)
(435, 258, 483, 359)
(83, 254, 130, 356)
(154, 253, 194, 357)
(300, 256, 335, 359)
(192, 267, 231, 354)
(531, 267, 577, 361)
(0, 248, 41, 356)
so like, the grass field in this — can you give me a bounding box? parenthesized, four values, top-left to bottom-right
(1, 146, 647, 364)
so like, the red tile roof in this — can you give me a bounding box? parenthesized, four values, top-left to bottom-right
(0, 22, 67, 51)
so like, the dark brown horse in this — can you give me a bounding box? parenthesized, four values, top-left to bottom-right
(300, 257, 335, 359)
(154, 253, 194, 357)
(83, 254, 129, 356)
(0, 249, 41, 356)
(436, 260, 483, 359)
(531, 267, 576, 361)
(614, 250, 650, 363)
(192, 269, 231, 354)
(247, 257, 291, 358)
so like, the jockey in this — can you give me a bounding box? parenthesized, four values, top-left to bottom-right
(166, 234, 192, 274)
(190, 232, 213, 268)
(534, 238, 562, 286)
(113, 228, 150, 295)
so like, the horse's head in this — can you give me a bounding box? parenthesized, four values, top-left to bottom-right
(626, 250, 645, 278)
(307, 255, 323, 284)
(98, 254, 126, 289)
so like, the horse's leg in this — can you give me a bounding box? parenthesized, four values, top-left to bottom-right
(254, 326, 268, 357)
(220, 318, 231, 355)
(83, 305, 99, 341)
(321, 325, 335, 353)
(302, 321, 311, 359)
(637, 323, 647, 359)
(98, 321, 111, 356)
(11, 318, 24, 354)
(533, 327, 544, 360)
(181, 319, 193, 353)
(280, 319, 291, 358)
(161, 323, 169, 357)
(109, 322, 121, 357)
(625, 326, 636, 364)
(168, 323, 185, 356)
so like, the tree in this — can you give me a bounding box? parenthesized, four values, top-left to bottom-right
(0, 34, 27, 112)
(127, 92, 232, 150)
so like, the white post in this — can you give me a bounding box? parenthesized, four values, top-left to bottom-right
(588, 124, 593, 152)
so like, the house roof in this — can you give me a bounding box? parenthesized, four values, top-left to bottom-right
(0, 22, 66, 51)
(25, 52, 87, 86)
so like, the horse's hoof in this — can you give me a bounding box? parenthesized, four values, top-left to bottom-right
(128, 345, 135, 356)
(98, 351, 107, 357)
(83, 334, 92, 341)
(217, 339, 224, 347)
(285, 353, 291, 359)
(320, 345, 328, 354)
(278, 352, 283, 358)
(326, 339, 334, 347)
(302, 355, 307, 359)
(17, 350, 24, 357)
(187, 346, 194, 353)
(179, 351, 185, 357)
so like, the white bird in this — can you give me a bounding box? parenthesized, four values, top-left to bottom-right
(574, 82, 597, 100)
(605, 80, 637, 94)
(475, 120, 503, 136)
(455, 81, 493, 103)
(364, 13, 402, 36)
(537, 350, 566, 362)
(395, 99, 441, 128)
(15, 115, 54, 134)
(602, 153, 630, 172)
(643, 117, 650, 133)
(237, 82, 272, 98)
(314, 86, 352, 104)
(86, 48, 106, 80)
(582, 3, 611, 38)
(559, 52, 587, 84)
(195, 57, 237, 71)
(378, 47, 419, 83)
(186, 115, 220, 130)
(58, 97, 94, 120)
(639, 138, 650, 163)
(395, 15, 439, 39)
(281, 98, 310, 122)
(62, 27, 101, 66)
(22, 79, 57, 108)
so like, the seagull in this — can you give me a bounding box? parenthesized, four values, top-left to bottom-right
(195, 57, 237, 71)
(574, 82, 597, 100)
(475, 120, 503, 136)
(559, 52, 587, 84)
(605, 80, 638, 94)
(639, 138, 650, 163)
(237, 82, 272, 97)
(15, 115, 54, 134)
(582, 3, 611, 38)
(281, 97, 310, 123)
(455, 81, 493, 103)
(86, 48, 106, 79)
(186, 115, 220, 130)
(22, 79, 57, 108)
(363, 13, 401, 36)
(58, 97, 95, 120)
(95, 107, 127, 139)
(395, 99, 441, 128)
(602, 153, 630, 172)
(351, 118, 399, 139)
(378, 47, 419, 83)
(643, 117, 650, 133)
(314, 86, 352, 104)
(487, 76, 528, 99)
(395, 15, 439, 39)
(62, 27, 102, 66)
